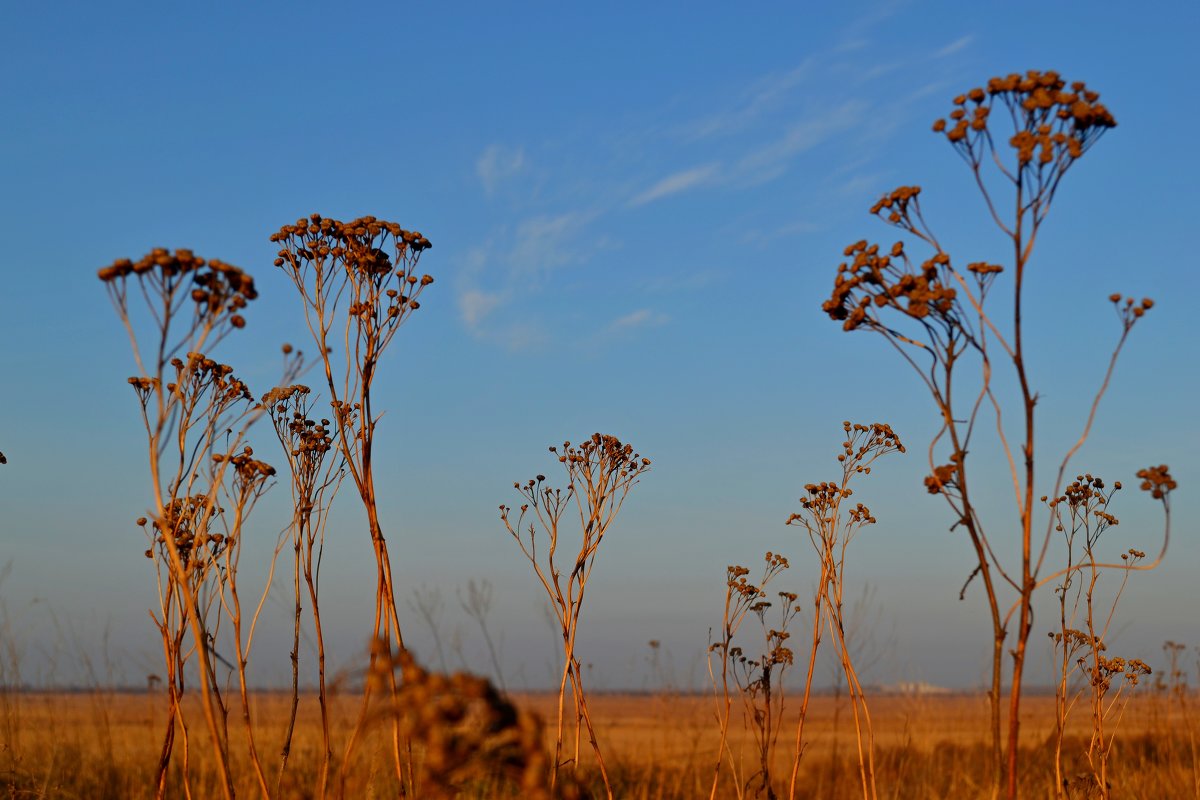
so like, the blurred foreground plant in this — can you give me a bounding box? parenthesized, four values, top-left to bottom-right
(367, 641, 584, 799)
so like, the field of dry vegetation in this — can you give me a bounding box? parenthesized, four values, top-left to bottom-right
(0, 70, 1185, 799)
(4, 686, 1200, 798)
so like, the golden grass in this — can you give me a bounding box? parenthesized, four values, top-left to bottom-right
(4, 688, 1196, 798)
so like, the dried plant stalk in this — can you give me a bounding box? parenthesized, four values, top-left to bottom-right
(823, 71, 1172, 798)
(785, 422, 903, 800)
(707, 553, 794, 800)
(500, 433, 651, 799)
(100, 250, 278, 799)
(262, 381, 345, 796)
(271, 214, 433, 789)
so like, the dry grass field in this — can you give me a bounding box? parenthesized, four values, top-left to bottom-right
(4, 687, 1197, 798)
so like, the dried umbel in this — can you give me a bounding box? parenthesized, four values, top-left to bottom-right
(1136, 464, 1176, 500)
(263, 385, 336, 474)
(217, 445, 276, 495)
(271, 214, 433, 349)
(144, 495, 226, 568)
(788, 422, 903, 538)
(933, 71, 1115, 186)
(99, 248, 257, 345)
(824, 233, 963, 334)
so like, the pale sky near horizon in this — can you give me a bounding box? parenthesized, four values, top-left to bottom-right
(1, 1, 1197, 691)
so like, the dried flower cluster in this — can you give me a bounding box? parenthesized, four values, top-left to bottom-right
(824, 232, 961, 334)
(264, 386, 335, 482)
(1137, 464, 1176, 500)
(550, 433, 652, 485)
(933, 70, 1115, 206)
(99, 248, 257, 335)
(271, 214, 433, 349)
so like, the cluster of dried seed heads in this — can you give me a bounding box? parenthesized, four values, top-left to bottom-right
(550, 433, 651, 478)
(932, 70, 1116, 167)
(215, 445, 276, 491)
(1136, 465, 1176, 500)
(271, 215, 433, 319)
(98, 248, 257, 328)
(166, 353, 252, 405)
(824, 232, 961, 332)
(141, 496, 227, 566)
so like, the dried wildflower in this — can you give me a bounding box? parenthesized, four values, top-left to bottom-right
(101, 243, 280, 797)
(273, 213, 436, 786)
(709, 552, 799, 799)
(500, 433, 649, 795)
(933, 71, 1115, 189)
(822, 74, 1159, 800)
(1136, 464, 1176, 500)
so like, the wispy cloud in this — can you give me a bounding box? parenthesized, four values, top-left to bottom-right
(629, 163, 720, 207)
(476, 144, 526, 194)
(510, 211, 602, 279)
(454, 211, 609, 351)
(492, 321, 547, 351)
(730, 101, 865, 186)
(740, 218, 825, 248)
(639, 269, 719, 294)
(935, 35, 973, 58)
(608, 308, 669, 331)
(458, 287, 505, 328)
(685, 59, 816, 140)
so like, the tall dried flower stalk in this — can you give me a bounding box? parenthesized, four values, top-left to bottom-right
(784, 422, 903, 800)
(822, 71, 1171, 797)
(707, 553, 795, 800)
(262, 381, 345, 796)
(100, 249, 280, 799)
(1046, 472, 1169, 799)
(271, 214, 433, 787)
(500, 433, 651, 799)
(210, 443, 280, 798)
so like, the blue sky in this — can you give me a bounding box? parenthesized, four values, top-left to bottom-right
(1, 1, 1197, 690)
